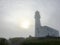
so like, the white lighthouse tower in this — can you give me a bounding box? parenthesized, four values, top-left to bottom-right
(35, 11, 41, 37)
(35, 11, 59, 37)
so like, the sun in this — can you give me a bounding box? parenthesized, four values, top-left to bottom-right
(21, 20, 30, 29)
(18, 18, 32, 29)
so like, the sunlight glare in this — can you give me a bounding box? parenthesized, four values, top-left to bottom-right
(18, 18, 32, 29)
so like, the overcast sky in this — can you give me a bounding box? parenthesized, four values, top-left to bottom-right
(0, 0, 60, 39)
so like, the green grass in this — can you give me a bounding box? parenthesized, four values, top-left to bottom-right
(22, 37, 60, 45)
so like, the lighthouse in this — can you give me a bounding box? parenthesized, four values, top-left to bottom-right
(35, 11, 41, 37)
(34, 11, 59, 37)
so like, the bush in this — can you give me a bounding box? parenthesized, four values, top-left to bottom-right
(0, 38, 9, 45)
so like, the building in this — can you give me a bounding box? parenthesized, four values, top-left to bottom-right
(35, 11, 59, 37)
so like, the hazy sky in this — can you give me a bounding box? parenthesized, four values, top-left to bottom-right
(0, 0, 60, 39)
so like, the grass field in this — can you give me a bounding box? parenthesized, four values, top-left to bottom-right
(22, 37, 60, 45)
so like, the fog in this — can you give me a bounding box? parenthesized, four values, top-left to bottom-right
(0, 0, 60, 39)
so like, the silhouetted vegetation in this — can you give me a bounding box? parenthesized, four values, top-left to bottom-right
(9, 37, 25, 45)
(0, 38, 9, 45)
(0, 37, 60, 45)
(22, 37, 60, 45)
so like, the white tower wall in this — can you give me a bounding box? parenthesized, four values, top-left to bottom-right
(35, 11, 41, 37)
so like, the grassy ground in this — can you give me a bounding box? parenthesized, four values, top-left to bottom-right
(22, 37, 60, 45)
